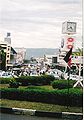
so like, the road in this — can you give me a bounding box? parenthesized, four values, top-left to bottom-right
(0, 113, 71, 120)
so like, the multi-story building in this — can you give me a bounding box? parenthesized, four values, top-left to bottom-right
(0, 33, 17, 70)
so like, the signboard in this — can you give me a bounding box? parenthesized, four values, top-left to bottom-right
(66, 37, 74, 49)
(62, 21, 76, 34)
(61, 35, 76, 51)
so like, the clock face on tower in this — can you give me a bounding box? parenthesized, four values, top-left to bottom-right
(67, 22, 76, 33)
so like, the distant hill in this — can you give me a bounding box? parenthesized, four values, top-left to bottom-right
(15, 48, 60, 59)
(25, 48, 60, 59)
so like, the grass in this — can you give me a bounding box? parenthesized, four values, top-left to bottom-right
(0, 84, 9, 88)
(0, 84, 83, 113)
(0, 84, 54, 90)
(0, 84, 53, 90)
(0, 99, 83, 113)
(25, 85, 54, 90)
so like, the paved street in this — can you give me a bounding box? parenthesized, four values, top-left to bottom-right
(0, 113, 72, 120)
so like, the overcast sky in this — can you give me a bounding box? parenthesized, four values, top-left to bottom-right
(0, 0, 82, 48)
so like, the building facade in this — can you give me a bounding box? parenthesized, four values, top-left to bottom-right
(0, 34, 17, 70)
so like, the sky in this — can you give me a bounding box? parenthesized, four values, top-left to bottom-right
(0, 0, 82, 48)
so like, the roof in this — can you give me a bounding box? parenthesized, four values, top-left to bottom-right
(11, 47, 17, 54)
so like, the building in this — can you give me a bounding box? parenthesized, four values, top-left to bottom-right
(44, 54, 58, 65)
(0, 33, 17, 70)
(15, 48, 26, 64)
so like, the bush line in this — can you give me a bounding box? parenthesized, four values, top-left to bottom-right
(0, 78, 15, 84)
(0, 75, 55, 85)
(52, 80, 76, 89)
(1, 88, 83, 107)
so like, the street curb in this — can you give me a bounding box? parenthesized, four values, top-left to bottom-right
(35, 110, 62, 118)
(0, 107, 83, 119)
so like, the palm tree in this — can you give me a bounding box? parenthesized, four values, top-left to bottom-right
(72, 48, 83, 56)
(77, 48, 83, 56)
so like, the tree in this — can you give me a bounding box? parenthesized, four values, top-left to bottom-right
(0, 47, 6, 71)
(72, 48, 83, 56)
(77, 48, 83, 56)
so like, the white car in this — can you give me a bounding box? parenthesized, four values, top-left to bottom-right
(69, 75, 77, 80)
(53, 74, 60, 80)
(70, 74, 83, 81)
(30, 72, 38, 76)
(46, 71, 60, 80)
(0, 72, 13, 78)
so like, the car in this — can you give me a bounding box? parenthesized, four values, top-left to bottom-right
(30, 71, 38, 76)
(69, 74, 78, 81)
(0, 72, 13, 78)
(69, 74, 77, 80)
(53, 74, 61, 80)
(46, 71, 60, 80)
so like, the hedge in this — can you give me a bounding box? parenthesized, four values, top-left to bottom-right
(9, 80, 20, 88)
(0, 78, 15, 84)
(52, 80, 76, 89)
(0, 87, 83, 107)
(15, 75, 55, 86)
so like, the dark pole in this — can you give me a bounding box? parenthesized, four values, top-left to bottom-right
(67, 67, 71, 109)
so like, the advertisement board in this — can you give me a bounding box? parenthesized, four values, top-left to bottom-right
(61, 35, 76, 51)
(62, 21, 76, 34)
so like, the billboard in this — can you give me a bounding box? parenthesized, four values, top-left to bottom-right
(62, 21, 77, 34)
(61, 35, 76, 51)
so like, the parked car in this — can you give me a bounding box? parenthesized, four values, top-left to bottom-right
(30, 72, 38, 76)
(69, 74, 83, 81)
(0, 72, 13, 78)
(46, 71, 60, 80)
(69, 74, 77, 80)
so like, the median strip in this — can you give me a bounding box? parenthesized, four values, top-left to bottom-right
(0, 106, 83, 119)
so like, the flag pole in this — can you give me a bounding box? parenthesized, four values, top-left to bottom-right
(63, 47, 72, 109)
(67, 67, 71, 109)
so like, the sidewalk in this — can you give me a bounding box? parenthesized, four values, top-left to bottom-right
(0, 107, 83, 120)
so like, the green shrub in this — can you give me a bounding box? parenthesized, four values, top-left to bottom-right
(0, 87, 83, 107)
(15, 75, 55, 86)
(52, 80, 76, 89)
(9, 79, 20, 88)
(0, 78, 15, 84)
